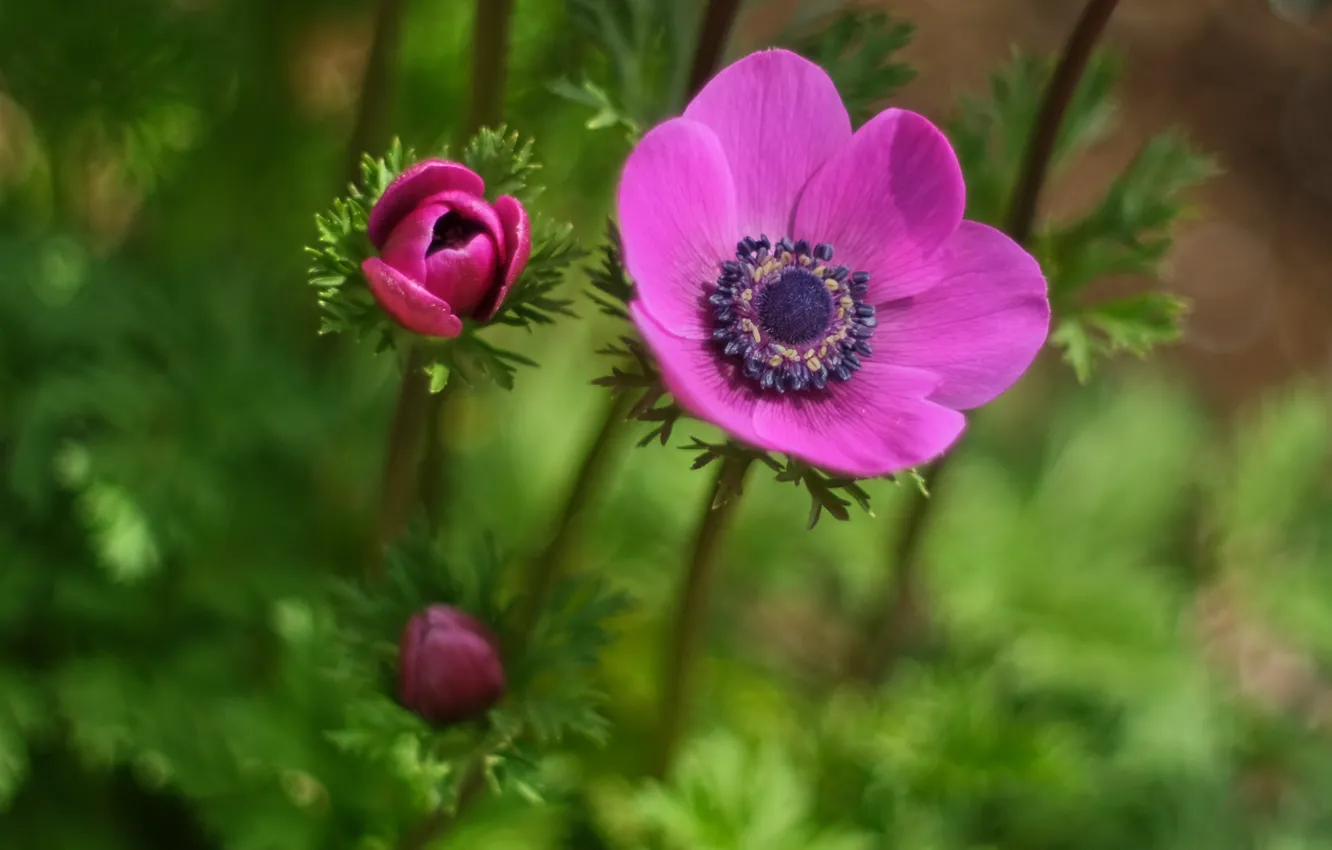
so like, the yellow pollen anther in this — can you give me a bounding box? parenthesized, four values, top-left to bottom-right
(825, 279, 839, 291)
(752, 327, 762, 343)
(806, 356, 822, 372)
(741, 289, 753, 302)
(840, 296, 853, 308)
(780, 251, 793, 264)
(768, 354, 783, 368)
(819, 344, 828, 357)
(752, 267, 763, 282)
(799, 256, 812, 266)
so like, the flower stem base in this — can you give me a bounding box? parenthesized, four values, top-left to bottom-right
(650, 448, 755, 779)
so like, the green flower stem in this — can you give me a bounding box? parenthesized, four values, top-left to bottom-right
(512, 392, 636, 651)
(371, 345, 433, 579)
(844, 456, 951, 682)
(418, 380, 457, 533)
(651, 449, 756, 779)
(847, 0, 1124, 685)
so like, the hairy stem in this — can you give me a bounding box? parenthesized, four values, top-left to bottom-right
(686, 0, 744, 98)
(512, 392, 635, 651)
(848, 0, 1123, 685)
(344, 0, 408, 185)
(651, 451, 756, 779)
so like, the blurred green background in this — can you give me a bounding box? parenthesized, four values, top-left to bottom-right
(4, 0, 1332, 848)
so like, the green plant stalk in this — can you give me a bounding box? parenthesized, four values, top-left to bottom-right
(848, 0, 1124, 684)
(372, 345, 433, 579)
(418, 380, 457, 532)
(512, 391, 636, 650)
(650, 450, 756, 779)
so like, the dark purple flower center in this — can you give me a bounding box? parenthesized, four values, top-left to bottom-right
(428, 211, 485, 255)
(710, 236, 877, 393)
(757, 267, 834, 345)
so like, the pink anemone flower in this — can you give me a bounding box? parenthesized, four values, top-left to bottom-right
(617, 49, 1050, 479)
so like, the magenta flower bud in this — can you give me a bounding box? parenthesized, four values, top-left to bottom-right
(361, 159, 532, 338)
(397, 604, 506, 726)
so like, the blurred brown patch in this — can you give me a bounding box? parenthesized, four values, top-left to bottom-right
(290, 16, 372, 122)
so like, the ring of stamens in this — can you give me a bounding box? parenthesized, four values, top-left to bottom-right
(709, 236, 877, 393)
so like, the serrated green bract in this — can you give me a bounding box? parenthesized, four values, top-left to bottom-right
(305, 129, 584, 392)
(1040, 132, 1218, 306)
(1041, 132, 1216, 382)
(322, 526, 632, 812)
(781, 8, 916, 126)
(1049, 292, 1187, 384)
(586, 219, 633, 321)
(949, 50, 1216, 383)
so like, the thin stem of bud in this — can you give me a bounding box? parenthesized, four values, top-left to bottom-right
(418, 380, 457, 533)
(847, 0, 1123, 685)
(371, 346, 433, 579)
(650, 449, 755, 779)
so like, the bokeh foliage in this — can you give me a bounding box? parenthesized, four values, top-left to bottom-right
(3, 1, 1331, 849)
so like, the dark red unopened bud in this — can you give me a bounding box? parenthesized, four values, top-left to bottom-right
(398, 605, 506, 726)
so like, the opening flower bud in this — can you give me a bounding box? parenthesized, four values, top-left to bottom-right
(397, 604, 506, 726)
(361, 159, 532, 338)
